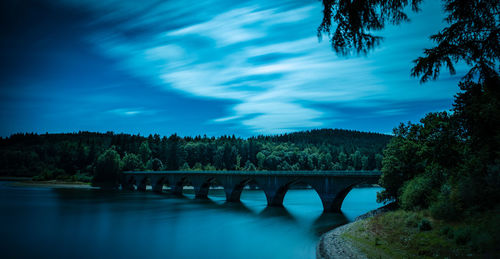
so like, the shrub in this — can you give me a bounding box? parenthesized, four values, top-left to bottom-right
(454, 227, 472, 245)
(33, 168, 65, 181)
(430, 184, 461, 220)
(151, 158, 163, 171)
(440, 226, 453, 239)
(72, 173, 92, 182)
(400, 175, 433, 210)
(418, 219, 432, 231)
(404, 213, 421, 228)
(121, 153, 143, 171)
(469, 232, 495, 252)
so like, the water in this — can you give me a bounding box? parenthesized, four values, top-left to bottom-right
(0, 182, 383, 259)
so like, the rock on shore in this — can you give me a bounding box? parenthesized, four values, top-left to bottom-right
(316, 203, 396, 259)
(316, 222, 367, 259)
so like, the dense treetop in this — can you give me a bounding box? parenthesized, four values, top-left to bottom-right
(0, 129, 391, 183)
(318, 0, 499, 220)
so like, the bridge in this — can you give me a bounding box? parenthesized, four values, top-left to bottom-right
(121, 171, 381, 213)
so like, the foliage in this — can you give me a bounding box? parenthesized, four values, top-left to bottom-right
(121, 153, 142, 171)
(0, 129, 391, 184)
(319, 0, 499, 85)
(400, 175, 434, 211)
(317, 0, 422, 55)
(151, 158, 163, 171)
(343, 208, 500, 257)
(92, 148, 121, 187)
(411, 0, 499, 83)
(378, 108, 499, 217)
(418, 218, 432, 231)
(321, 0, 500, 219)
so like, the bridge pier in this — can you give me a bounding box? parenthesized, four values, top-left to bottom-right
(255, 176, 293, 208)
(191, 177, 213, 199)
(215, 175, 252, 203)
(121, 175, 136, 190)
(134, 175, 147, 192)
(151, 176, 166, 193)
(170, 184, 184, 196)
(263, 188, 286, 207)
(223, 185, 244, 202)
(310, 177, 359, 213)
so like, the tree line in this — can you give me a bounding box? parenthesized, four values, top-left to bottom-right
(318, 0, 500, 220)
(0, 129, 391, 185)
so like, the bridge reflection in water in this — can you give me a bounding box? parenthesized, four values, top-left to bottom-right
(122, 171, 380, 213)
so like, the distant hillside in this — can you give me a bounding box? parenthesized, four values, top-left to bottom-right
(0, 129, 391, 181)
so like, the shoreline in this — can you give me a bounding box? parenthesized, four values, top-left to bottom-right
(1, 177, 95, 189)
(316, 203, 396, 259)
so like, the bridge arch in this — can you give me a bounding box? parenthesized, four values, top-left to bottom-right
(260, 178, 323, 208)
(311, 179, 374, 213)
(151, 176, 169, 193)
(170, 176, 191, 196)
(223, 177, 262, 202)
(122, 175, 137, 190)
(280, 180, 323, 209)
(136, 175, 150, 192)
(192, 177, 219, 199)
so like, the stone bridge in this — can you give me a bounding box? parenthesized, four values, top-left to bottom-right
(121, 171, 381, 213)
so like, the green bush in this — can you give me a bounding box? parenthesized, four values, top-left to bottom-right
(404, 213, 421, 228)
(400, 175, 433, 210)
(440, 226, 453, 239)
(469, 232, 495, 252)
(72, 173, 92, 182)
(430, 184, 461, 220)
(418, 219, 432, 231)
(56, 174, 71, 181)
(33, 168, 65, 181)
(121, 153, 143, 171)
(454, 227, 472, 245)
(151, 158, 163, 171)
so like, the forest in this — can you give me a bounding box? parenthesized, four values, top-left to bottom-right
(0, 129, 391, 184)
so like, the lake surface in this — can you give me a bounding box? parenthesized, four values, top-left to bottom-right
(0, 182, 383, 259)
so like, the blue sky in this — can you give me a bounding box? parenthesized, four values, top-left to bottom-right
(0, 0, 465, 137)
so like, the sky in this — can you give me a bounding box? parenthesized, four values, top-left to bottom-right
(0, 0, 466, 137)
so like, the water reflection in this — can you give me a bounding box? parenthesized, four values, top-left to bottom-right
(0, 182, 382, 259)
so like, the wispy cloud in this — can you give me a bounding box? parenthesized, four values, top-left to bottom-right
(108, 108, 157, 117)
(63, 0, 463, 134)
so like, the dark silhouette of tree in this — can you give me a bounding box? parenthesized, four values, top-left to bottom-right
(121, 153, 143, 171)
(319, 0, 499, 83)
(151, 158, 163, 171)
(411, 0, 499, 83)
(92, 148, 121, 188)
(318, 0, 422, 55)
(319, 0, 499, 218)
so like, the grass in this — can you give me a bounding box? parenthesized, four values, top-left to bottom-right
(341, 207, 500, 258)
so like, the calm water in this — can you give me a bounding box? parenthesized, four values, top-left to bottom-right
(0, 182, 382, 259)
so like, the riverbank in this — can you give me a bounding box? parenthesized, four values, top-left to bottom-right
(316, 203, 395, 259)
(0, 177, 94, 189)
(317, 222, 366, 259)
(318, 204, 500, 258)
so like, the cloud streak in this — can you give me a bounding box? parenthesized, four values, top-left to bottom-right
(61, 0, 463, 134)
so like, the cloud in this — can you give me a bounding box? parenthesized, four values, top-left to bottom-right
(64, 0, 462, 134)
(108, 108, 157, 117)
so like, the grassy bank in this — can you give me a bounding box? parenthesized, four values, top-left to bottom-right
(341, 207, 500, 258)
